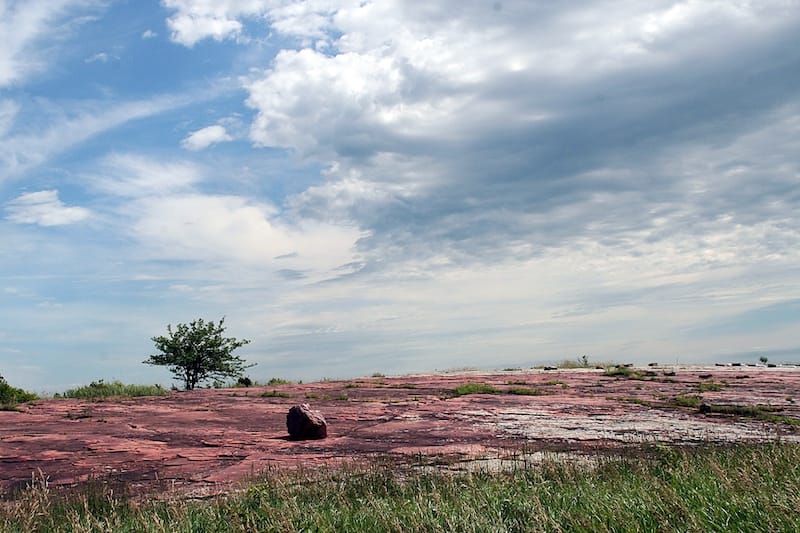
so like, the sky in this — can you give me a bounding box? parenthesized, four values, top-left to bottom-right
(2, 0, 800, 392)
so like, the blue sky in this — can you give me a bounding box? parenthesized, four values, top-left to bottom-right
(2, 0, 800, 392)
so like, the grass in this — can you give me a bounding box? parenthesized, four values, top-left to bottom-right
(261, 390, 292, 398)
(59, 380, 166, 400)
(267, 377, 292, 386)
(704, 404, 799, 426)
(670, 394, 703, 408)
(449, 383, 500, 397)
(2, 444, 800, 532)
(449, 382, 547, 398)
(696, 382, 724, 392)
(0, 377, 38, 410)
(603, 366, 645, 379)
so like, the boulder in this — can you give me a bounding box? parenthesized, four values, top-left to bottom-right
(286, 403, 327, 440)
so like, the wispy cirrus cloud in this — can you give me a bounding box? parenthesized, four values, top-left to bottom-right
(0, 92, 209, 183)
(0, 0, 104, 87)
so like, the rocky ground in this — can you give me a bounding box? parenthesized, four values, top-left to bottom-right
(2, 366, 799, 498)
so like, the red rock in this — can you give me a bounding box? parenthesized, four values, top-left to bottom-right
(287, 403, 327, 439)
(1, 366, 798, 498)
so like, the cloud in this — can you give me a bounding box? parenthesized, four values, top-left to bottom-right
(0, 92, 205, 183)
(0, 99, 19, 137)
(83, 152, 364, 281)
(89, 153, 203, 197)
(5, 190, 91, 226)
(0, 0, 103, 87)
(162, 0, 258, 46)
(141, 29, 157, 39)
(228, 0, 800, 269)
(181, 124, 233, 151)
(84, 51, 117, 63)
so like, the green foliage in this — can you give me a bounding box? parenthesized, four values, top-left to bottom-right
(603, 366, 646, 379)
(450, 382, 500, 397)
(61, 380, 166, 400)
(261, 390, 292, 398)
(696, 382, 723, 392)
(0, 375, 38, 410)
(704, 403, 799, 426)
(267, 377, 292, 386)
(3, 444, 800, 532)
(144, 317, 252, 390)
(672, 394, 703, 408)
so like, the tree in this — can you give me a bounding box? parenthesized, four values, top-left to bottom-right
(144, 318, 253, 390)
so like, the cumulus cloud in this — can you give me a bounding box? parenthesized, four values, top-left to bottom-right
(230, 1, 800, 269)
(5, 190, 91, 226)
(84, 152, 364, 281)
(141, 29, 157, 39)
(181, 124, 233, 151)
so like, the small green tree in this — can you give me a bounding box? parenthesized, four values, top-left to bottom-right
(144, 318, 253, 390)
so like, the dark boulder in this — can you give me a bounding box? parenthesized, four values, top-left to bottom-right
(287, 403, 327, 439)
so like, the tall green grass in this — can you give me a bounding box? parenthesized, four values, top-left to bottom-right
(60, 380, 167, 400)
(2, 444, 799, 532)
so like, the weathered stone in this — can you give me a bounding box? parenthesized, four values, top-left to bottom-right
(287, 403, 327, 439)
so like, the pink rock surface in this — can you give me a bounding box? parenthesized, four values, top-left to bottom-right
(2, 367, 799, 497)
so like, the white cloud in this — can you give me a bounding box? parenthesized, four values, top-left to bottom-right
(181, 124, 233, 151)
(5, 190, 91, 226)
(141, 29, 157, 39)
(84, 51, 116, 63)
(90, 153, 203, 197)
(161, 0, 257, 46)
(0, 93, 200, 183)
(130, 193, 361, 272)
(0, 99, 19, 137)
(0, 0, 103, 87)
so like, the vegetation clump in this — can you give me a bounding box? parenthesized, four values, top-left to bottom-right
(696, 382, 724, 392)
(603, 366, 645, 379)
(0, 375, 38, 410)
(261, 390, 292, 398)
(61, 380, 166, 400)
(267, 377, 292, 386)
(450, 383, 500, 397)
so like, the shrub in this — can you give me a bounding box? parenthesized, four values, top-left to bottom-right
(267, 377, 292, 386)
(237, 376, 253, 387)
(0, 375, 38, 409)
